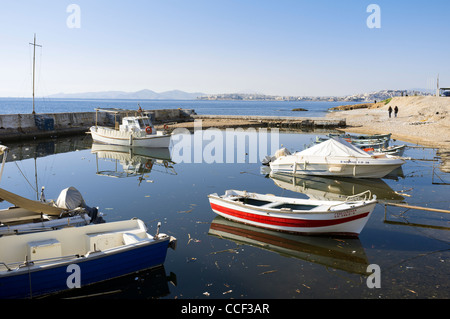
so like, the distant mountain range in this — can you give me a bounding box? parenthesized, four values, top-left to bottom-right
(48, 89, 205, 100)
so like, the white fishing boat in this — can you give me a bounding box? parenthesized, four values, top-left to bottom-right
(89, 108, 171, 148)
(0, 218, 176, 299)
(208, 189, 377, 237)
(269, 138, 406, 178)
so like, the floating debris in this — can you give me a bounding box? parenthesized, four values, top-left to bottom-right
(187, 233, 201, 244)
(259, 270, 277, 275)
(209, 248, 239, 255)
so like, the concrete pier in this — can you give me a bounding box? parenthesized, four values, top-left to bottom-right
(191, 114, 346, 129)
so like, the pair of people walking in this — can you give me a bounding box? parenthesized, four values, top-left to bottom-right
(388, 106, 398, 118)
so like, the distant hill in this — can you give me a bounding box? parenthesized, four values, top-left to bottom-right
(48, 89, 205, 100)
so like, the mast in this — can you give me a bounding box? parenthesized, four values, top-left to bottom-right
(29, 34, 42, 114)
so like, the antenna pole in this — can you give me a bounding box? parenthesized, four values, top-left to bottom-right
(29, 34, 42, 114)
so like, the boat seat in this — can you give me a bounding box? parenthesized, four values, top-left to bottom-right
(122, 232, 143, 245)
(27, 239, 62, 261)
(261, 202, 284, 208)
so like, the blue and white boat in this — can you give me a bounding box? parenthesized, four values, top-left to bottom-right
(0, 218, 176, 299)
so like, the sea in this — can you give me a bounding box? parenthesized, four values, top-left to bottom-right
(0, 98, 449, 302)
(0, 97, 353, 117)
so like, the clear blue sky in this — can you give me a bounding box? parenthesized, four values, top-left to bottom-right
(1, 0, 449, 97)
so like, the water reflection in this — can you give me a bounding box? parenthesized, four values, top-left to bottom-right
(209, 216, 370, 275)
(42, 265, 176, 299)
(268, 172, 405, 203)
(3, 135, 92, 162)
(91, 143, 176, 183)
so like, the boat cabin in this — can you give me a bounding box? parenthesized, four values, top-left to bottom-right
(119, 116, 155, 134)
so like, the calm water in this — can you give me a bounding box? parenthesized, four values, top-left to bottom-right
(0, 97, 358, 117)
(1, 130, 449, 300)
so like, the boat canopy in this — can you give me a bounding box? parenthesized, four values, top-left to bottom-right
(0, 188, 67, 216)
(297, 138, 372, 158)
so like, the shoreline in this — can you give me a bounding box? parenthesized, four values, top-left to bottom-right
(325, 96, 450, 151)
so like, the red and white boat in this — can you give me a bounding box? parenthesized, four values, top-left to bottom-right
(208, 190, 377, 237)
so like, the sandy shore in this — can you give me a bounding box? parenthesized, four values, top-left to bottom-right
(325, 96, 450, 151)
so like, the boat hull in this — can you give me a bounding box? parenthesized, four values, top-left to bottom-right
(90, 127, 171, 148)
(208, 193, 377, 237)
(269, 156, 405, 178)
(0, 239, 171, 299)
(0, 219, 176, 299)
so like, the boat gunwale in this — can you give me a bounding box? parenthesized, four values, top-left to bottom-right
(0, 233, 172, 276)
(208, 193, 377, 216)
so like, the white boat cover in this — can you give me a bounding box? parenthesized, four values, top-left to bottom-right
(297, 138, 371, 158)
(56, 187, 86, 210)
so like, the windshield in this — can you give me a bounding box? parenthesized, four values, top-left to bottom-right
(138, 118, 151, 128)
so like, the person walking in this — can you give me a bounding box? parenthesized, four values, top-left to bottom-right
(388, 106, 392, 118)
(394, 106, 398, 117)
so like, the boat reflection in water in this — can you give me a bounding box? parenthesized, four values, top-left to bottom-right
(269, 172, 405, 204)
(91, 143, 176, 182)
(43, 265, 176, 299)
(209, 216, 370, 275)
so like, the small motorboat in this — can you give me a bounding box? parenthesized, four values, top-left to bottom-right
(269, 138, 405, 178)
(89, 108, 171, 148)
(0, 186, 104, 236)
(327, 132, 392, 141)
(366, 144, 406, 156)
(0, 145, 103, 236)
(0, 218, 177, 299)
(316, 135, 389, 149)
(208, 189, 377, 237)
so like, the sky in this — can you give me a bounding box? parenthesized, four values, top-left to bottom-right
(1, 0, 449, 97)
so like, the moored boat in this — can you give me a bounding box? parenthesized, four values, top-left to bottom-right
(269, 138, 405, 178)
(327, 132, 392, 141)
(0, 218, 177, 299)
(208, 189, 377, 237)
(89, 108, 171, 148)
(0, 186, 104, 236)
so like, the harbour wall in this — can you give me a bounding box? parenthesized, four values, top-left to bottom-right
(0, 109, 346, 142)
(0, 109, 195, 142)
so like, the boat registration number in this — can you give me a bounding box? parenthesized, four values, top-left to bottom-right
(334, 209, 357, 218)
